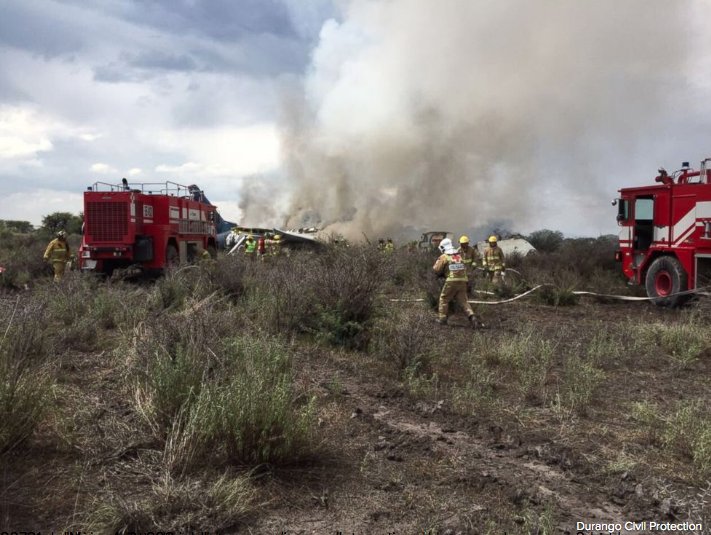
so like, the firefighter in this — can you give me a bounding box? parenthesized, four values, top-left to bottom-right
(257, 235, 266, 258)
(384, 238, 395, 253)
(270, 234, 282, 256)
(244, 234, 257, 259)
(433, 238, 478, 328)
(458, 235, 479, 292)
(200, 248, 212, 262)
(377, 238, 385, 251)
(482, 235, 506, 285)
(43, 230, 72, 281)
(457, 236, 479, 272)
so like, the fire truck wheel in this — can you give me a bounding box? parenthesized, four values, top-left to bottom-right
(644, 256, 687, 307)
(166, 244, 179, 267)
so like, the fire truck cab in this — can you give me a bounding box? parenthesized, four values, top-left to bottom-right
(79, 180, 217, 275)
(615, 158, 711, 306)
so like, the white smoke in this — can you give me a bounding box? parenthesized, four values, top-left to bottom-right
(277, 0, 709, 239)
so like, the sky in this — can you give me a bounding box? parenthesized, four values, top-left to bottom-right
(1, 0, 711, 239)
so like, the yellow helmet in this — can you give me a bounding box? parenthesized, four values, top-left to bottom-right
(247, 234, 254, 240)
(488, 235, 497, 243)
(274, 234, 282, 241)
(459, 235, 469, 244)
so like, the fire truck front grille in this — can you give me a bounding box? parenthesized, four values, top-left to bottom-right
(86, 202, 128, 242)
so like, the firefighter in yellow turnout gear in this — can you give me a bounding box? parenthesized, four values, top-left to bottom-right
(433, 238, 478, 328)
(482, 235, 506, 285)
(43, 230, 72, 281)
(244, 235, 257, 259)
(458, 235, 479, 293)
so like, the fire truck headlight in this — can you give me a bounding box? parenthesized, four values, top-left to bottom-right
(81, 250, 91, 258)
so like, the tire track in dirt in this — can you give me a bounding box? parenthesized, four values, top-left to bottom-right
(309, 354, 631, 532)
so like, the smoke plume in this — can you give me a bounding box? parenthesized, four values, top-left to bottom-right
(278, 0, 703, 239)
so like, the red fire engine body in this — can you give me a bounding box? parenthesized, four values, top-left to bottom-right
(616, 158, 711, 306)
(79, 180, 217, 275)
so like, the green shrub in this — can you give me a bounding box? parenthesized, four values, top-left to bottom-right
(209, 336, 315, 465)
(242, 246, 384, 349)
(0, 232, 50, 288)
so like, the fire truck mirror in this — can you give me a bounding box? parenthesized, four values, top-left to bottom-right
(616, 199, 629, 223)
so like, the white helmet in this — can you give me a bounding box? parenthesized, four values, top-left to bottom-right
(438, 238, 455, 254)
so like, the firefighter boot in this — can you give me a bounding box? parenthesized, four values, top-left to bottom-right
(437, 317, 448, 326)
(468, 314, 479, 330)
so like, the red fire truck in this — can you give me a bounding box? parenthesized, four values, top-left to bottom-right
(615, 157, 711, 306)
(79, 180, 217, 275)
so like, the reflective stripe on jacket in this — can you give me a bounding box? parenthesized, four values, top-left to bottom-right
(458, 247, 478, 267)
(483, 246, 505, 271)
(44, 238, 70, 262)
(245, 240, 256, 253)
(433, 253, 468, 282)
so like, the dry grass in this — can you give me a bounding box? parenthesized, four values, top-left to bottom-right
(1, 234, 710, 529)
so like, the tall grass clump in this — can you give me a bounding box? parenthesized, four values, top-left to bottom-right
(556, 356, 605, 416)
(35, 272, 106, 350)
(662, 401, 711, 478)
(129, 308, 315, 467)
(241, 253, 316, 333)
(129, 308, 234, 434)
(494, 329, 554, 404)
(85, 471, 256, 533)
(0, 300, 55, 453)
(206, 336, 315, 465)
(630, 319, 709, 368)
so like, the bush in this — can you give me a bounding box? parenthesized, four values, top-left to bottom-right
(130, 307, 236, 434)
(0, 300, 55, 453)
(371, 306, 434, 373)
(0, 232, 51, 288)
(527, 229, 564, 253)
(242, 246, 384, 349)
(129, 307, 315, 468)
(207, 336, 315, 465)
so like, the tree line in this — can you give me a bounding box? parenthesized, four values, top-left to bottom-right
(0, 212, 83, 235)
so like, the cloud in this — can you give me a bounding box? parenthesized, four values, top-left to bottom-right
(89, 162, 117, 174)
(0, 106, 54, 159)
(128, 167, 142, 176)
(150, 124, 281, 178)
(0, 188, 83, 226)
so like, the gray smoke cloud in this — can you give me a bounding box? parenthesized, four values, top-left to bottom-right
(277, 0, 703, 239)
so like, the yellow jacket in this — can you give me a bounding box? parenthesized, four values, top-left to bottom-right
(44, 238, 71, 263)
(482, 246, 505, 271)
(433, 253, 468, 282)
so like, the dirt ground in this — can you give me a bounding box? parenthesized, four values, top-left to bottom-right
(2, 294, 710, 534)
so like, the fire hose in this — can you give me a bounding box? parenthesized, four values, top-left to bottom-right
(389, 267, 711, 305)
